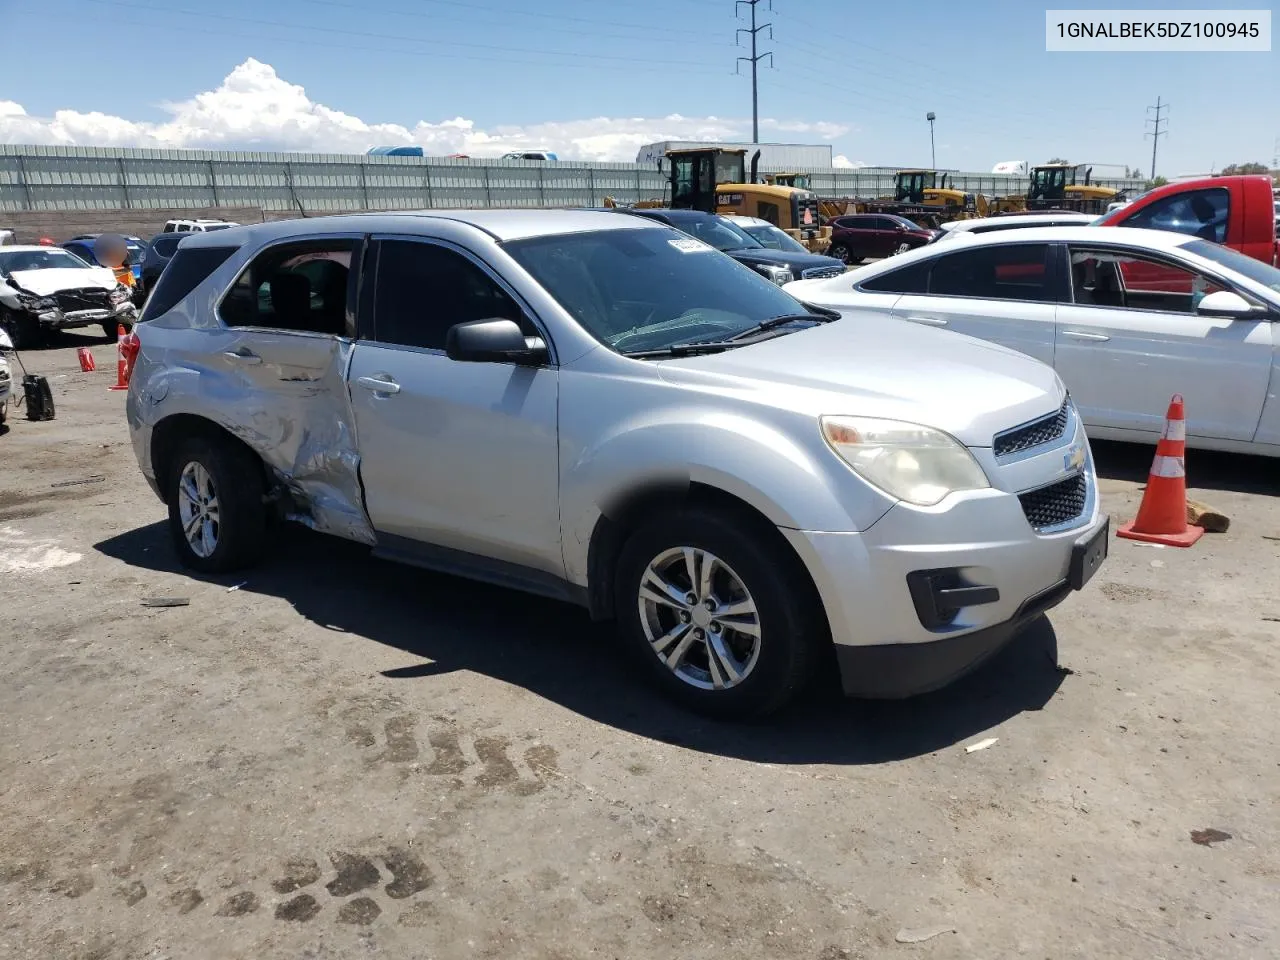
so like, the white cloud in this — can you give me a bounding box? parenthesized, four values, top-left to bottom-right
(832, 155, 867, 169)
(0, 59, 849, 163)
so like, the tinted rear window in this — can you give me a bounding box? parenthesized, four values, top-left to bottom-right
(858, 259, 931, 293)
(140, 246, 237, 322)
(152, 236, 183, 257)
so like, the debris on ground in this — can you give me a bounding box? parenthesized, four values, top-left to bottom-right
(141, 597, 191, 608)
(965, 737, 998, 753)
(50, 475, 106, 488)
(1190, 828, 1232, 846)
(895, 924, 956, 944)
(1186, 499, 1229, 533)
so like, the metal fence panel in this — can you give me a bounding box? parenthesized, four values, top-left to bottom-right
(0, 145, 1148, 213)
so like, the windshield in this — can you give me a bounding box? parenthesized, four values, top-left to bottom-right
(0, 248, 92, 275)
(1182, 239, 1280, 296)
(744, 224, 808, 253)
(670, 216, 762, 252)
(505, 227, 817, 354)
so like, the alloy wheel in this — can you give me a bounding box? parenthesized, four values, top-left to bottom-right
(637, 546, 762, 690)
(177, 461, 220, 558)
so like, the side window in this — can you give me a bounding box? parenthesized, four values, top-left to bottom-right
(858, 260, 931, 294)
(139, 246, 238, 322)
(929, 244, 1058, 303)
(219, 239, 355, 335)
(1122, 187, 1230, 244)
(1068, 247, 1227, 314)
(756, 201, 780, 226)
(372, 239, 522, 350)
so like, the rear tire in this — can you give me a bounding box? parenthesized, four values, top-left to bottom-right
(829, 242, 859, 265)
(614, 506, 821, 719)
(165, 436, 268, 574)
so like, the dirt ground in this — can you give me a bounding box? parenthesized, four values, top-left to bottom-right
(2, 334, 1277, 960)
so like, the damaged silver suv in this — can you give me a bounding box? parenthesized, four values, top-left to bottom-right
(127, 211, 1107, 718)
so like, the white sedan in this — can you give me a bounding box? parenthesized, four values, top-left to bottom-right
(785, 226, 1280, 456)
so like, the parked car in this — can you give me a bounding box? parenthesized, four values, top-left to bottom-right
(0, 245, 137, 347)
(500, 151, 558, 161)
(126, 211, 1107, 717)
(936, 212, 1096, 240)
(784, 225, 1280, 455)
(618, 208, 845, 284)
(825, 214, 938, 264)
(1094, 175, 1277, 266)
(722, 214, 825, 256)
(140, 233, 187, 295)
(162, 219, 240, 234)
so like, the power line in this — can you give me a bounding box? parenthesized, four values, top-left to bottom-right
(735, 0, 773, 144)
(72, 0, 726, 68)
(1145, 96, 1169, 180)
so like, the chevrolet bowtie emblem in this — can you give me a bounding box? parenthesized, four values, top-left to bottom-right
(1065, 445, 1086, 473)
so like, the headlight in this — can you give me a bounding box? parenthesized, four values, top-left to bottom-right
(820, 415, 990, 506)
(109, 284, 130, 305)
(754, 263, 794, 286)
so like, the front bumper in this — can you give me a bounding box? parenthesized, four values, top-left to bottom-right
(34, 301, 135, 330)
(782, 425, 1108, 699)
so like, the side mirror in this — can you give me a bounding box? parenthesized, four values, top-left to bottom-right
(445, 318, 548, 366)
(1196, 290, 1262, 319)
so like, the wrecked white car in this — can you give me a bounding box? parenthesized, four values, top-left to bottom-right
(126, 212, 1105, 718)
(0, 245, 137, 348)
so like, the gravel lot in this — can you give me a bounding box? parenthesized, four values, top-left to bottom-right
(2, 334, 1278, 960)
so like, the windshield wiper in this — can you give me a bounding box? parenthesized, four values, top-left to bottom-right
(727, 308, 839, 341)
(620, 341, 736, 359)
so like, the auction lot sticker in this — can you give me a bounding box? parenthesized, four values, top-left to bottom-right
(1046, 9, 1271, 51)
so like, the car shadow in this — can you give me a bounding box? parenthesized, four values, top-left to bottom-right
(1091, 438, 1277, 496)
(95, 522, 1068, 767)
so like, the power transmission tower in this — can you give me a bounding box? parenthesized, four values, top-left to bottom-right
(1145, 96, 1169, 180)
(735, 0, 773, 144)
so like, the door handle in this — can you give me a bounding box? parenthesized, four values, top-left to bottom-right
(222, 348, 262, 365)
(904, 315, 948, 326)
(1062, 330, 1111, 342)
(355, 375, 401, 395)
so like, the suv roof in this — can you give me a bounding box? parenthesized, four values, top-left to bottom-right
(175, 209, 659, 248)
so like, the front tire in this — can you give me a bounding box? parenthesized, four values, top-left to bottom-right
(614, 507, 821, 719)
(893, 242, 912, 255)
(165, 436, 268, 573)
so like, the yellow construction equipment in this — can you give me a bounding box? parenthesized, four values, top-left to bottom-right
(1025, 163, 1121, 213)
(611, 148, 832, 252)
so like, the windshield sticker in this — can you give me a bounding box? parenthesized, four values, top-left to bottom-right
(668, 237, 712, 254)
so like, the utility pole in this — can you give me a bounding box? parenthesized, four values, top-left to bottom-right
(1145, 96, 1169, 180)
(927, 112, 937, 169)
(735, 0, 772, 144)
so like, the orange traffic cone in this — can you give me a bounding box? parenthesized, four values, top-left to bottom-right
(1117, 395, 1203, 547)
(109, 324, 129, 391)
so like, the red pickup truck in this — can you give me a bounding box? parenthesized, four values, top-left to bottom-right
(1096, 174, 1278, 265)
(1092, 175, 1278, 296)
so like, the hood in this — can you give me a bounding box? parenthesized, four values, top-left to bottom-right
(655, 310, 1063, 447)
(727, 248, 846, 272)
(8, 267, 117, 296)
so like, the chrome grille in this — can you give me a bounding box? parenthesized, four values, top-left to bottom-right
(994, 400, 1069, 458)
(54, 287, 112, 314)
(801, 265, 844, 280)
(1019, 473, 1087, 531)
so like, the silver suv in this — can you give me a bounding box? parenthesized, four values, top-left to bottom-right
(126, 210, 1108, 718)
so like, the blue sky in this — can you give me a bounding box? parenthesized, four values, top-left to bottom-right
(4, 0, 1276, 173)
